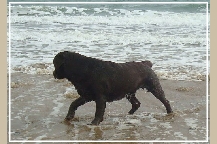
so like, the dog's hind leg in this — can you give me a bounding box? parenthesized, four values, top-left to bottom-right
(65, 97, 87, 121)
(146, 77, 173, 114)
(126, 93, 141, 114)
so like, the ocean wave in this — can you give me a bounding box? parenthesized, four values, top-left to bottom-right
(9, 3, 208, 16)
(10, 62, 207, 81)
(8, 4, 209, 82)
(10, 6, 207, 26)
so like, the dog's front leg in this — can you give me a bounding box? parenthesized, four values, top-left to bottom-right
(65, 97, 86, 121)
(91, 97, 106, 125)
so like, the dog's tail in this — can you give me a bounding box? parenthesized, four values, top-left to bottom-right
(141, 60, 153, 68)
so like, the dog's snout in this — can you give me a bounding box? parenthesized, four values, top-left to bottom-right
(53, 71, 57, 79)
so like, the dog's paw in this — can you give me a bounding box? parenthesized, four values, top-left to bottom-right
(90, 118, 103, 125)
(90, 120, 100, 125)
(63, 117, 79, 125)
(65, 112, 75, 121)
(64, 115, 74, 122)
(128, 110, 135, 115)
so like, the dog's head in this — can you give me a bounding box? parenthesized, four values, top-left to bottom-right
(53, 51, 69, 79)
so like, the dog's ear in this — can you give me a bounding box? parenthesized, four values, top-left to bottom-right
(53, 51, 68, 69)
(142, 60, 153, 68)
(59, 51, 69, 58)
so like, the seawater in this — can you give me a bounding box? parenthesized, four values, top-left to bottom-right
(8, 2, 210, 81)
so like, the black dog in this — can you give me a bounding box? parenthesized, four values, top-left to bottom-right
(53, 51, 173, 125)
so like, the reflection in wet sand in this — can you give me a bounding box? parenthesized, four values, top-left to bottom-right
(9, 73, 208, 141)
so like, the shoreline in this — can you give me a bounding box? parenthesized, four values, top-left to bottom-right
(8, 72, 208, 142)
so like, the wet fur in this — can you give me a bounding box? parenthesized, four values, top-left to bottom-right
(53, 51, 173, 125)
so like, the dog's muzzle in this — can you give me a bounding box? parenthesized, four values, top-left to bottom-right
(53, 71, 57, 79)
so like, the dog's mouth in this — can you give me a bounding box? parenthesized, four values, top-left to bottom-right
(53, 70, 65, 79)
(53, 70, 57, 79)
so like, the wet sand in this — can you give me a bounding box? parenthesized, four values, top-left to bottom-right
(8, 73, 208, 143)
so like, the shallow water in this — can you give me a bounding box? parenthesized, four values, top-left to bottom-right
(9, 73, 207, 142)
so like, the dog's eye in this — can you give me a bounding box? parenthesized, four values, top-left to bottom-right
(54, 61, 64, 70)
(56, 63, 64, 72)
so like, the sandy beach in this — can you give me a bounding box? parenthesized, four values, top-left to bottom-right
(8, 72, 208, 143)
